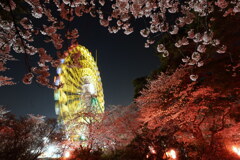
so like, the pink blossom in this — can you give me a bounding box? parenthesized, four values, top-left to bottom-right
(75, 6, 84, 17)
(193, 33, 203, 43)
(187, 29, 195, 39)
(20, 18, 33, 29)
(26, 44, 37, 55)
(215, 0, 229, 9)
(0, 62, 7, 71)
(197, 61, 204, 67)
(223, 8, 233, 17)
(144, 43, 149, 48)
(159, 23, 169, 32)
(44, 25, 57, 36)
(32, 6, 43, 18)
(182, 37, 189, 46)
(233, 2, 240, 13)
(188, 59, 197, 66)
(162, 50, 169, 57)
(182, 56, 190, 63)
(202, 31, 213, 44)
(22, 73, 34, 84)
(170, 25, 179, 35)
(66, 29, 79, 39)
(0, 44, 10, 54)
(197, 45, 206, 53)
(150, 24, 159, 33)
(212, 39, 220, 46)
(190, 74, 198, 81)
(0, 76, 15, 86)
(140, 28, 150, 37)
(99, 0, 105, 6)
(100, 19, 109, 27)
(216, 45, 227, 54)
(191, 52, 201, 62)
(157, 44, 165, 53)
(124, 27, 133, 35)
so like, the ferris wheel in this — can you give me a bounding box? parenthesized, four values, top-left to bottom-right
(54, 45, 104, 140)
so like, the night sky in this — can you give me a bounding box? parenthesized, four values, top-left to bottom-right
(0, 15, 160, 118)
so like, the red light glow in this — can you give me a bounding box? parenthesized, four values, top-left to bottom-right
(166, 149, 177, 159)
(232, 146, 240, 156)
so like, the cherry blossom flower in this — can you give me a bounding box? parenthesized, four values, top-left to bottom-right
(144, 43, 149, 48)
(150, 24, 159, 33)
(22, 73, 34, 84)
(0, 62, 7, 72)
(187, 29, 195, 39)
(223, 8, 233, 17)
(202, 31, 213, 44)
(157, 44, 165, 53)
(140, 28, 150, 37)
(212, 39, 220, 46)
(124, 27, 133, 35)
(215, 0, 229, 9)
(44, 25, 57, 36)
(197, 61, 204, 67)
(170, 25, 179, 35)
(99, 0, 105, 6)
(100, 19, 109, 27)
(190, 74, 198, 81)
(0, 76, 15, 86)
(191, 52, 201, 62)
(193, 33, 203, 43)
(188, 59, 197, 66)
(175, 37, 189, 48)
(233, 3, 240, 13)
(182, 56, 190, 63)
(20, 18, 33, 29)
(162, 50, 169, 57)
(66, 29, 79, 39)
(26, 44, 37, 55)
(0, 44, 11, 54)
(32, 6, 43, 18)
(28, 114, 46, 124)
(197, 44, 206, 53)
(175, 41, 182, 48)
(216, 45, 227, 54)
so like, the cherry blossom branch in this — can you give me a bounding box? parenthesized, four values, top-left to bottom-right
(7, 0, 31, 73)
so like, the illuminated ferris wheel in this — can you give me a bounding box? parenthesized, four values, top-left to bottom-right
(54, 45, 104, 140)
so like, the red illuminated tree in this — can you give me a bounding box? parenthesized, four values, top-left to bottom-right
(136, 63, 240, 159)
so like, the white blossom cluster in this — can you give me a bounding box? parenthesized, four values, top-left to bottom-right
(0, 0, 240, 85)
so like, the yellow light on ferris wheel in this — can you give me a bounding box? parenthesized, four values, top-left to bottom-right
(54, 45, 105, 140)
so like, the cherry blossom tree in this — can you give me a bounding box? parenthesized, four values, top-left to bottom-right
(0, 107, 61, 160)
(90, 104, 140, 150)
(136, 63, 240, 159)
(66, 104, 140, 151)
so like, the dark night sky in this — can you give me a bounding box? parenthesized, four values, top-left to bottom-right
(0, 15, 160, 118)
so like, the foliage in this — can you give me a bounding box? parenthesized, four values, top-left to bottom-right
(0, 107, 60, 160)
